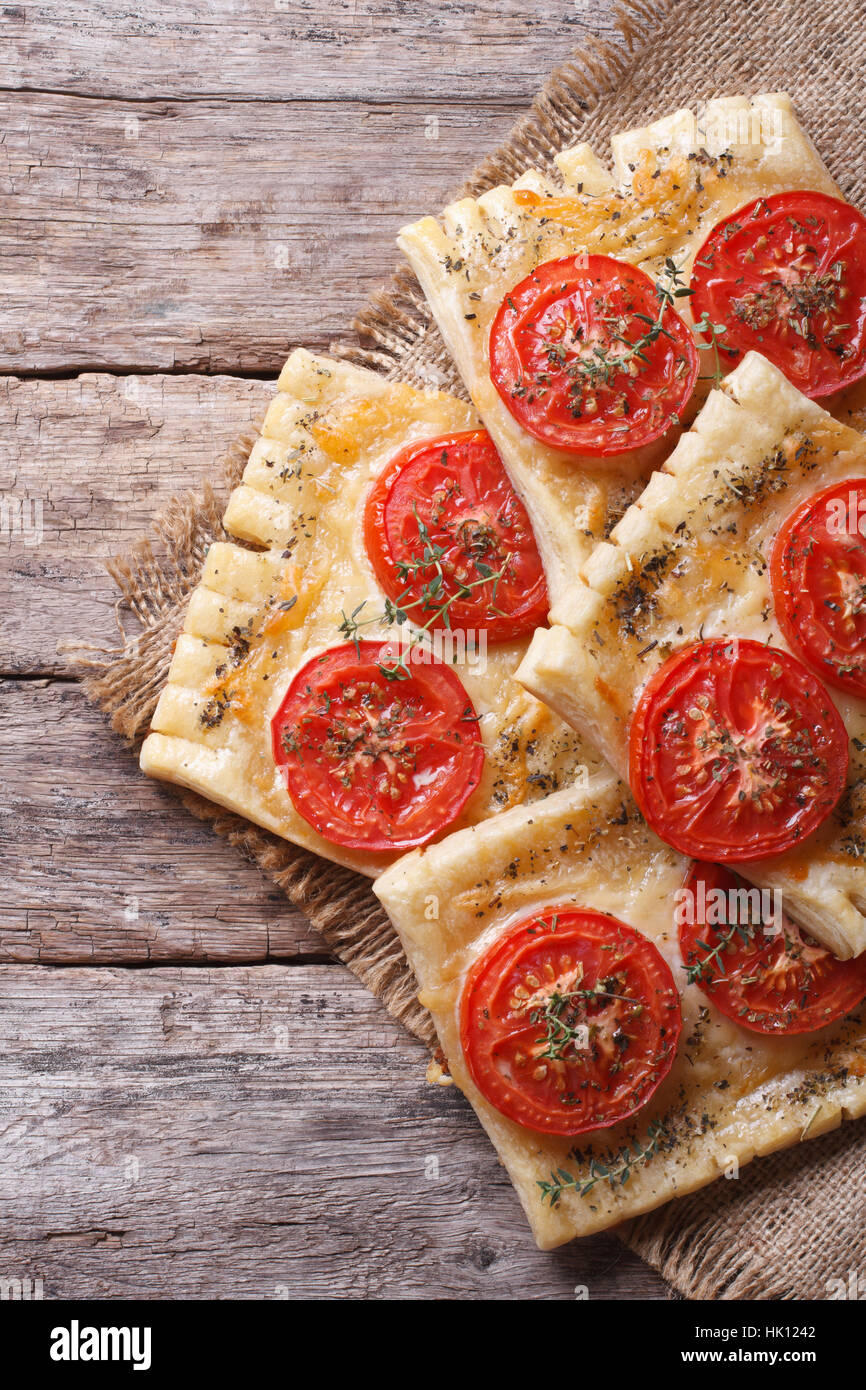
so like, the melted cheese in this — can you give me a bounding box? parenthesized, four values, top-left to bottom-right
(374, 775, 866, 1248)
(397, 93, 841, 604)
(140, 349, 596, 877)
(519, 353, 866, 958)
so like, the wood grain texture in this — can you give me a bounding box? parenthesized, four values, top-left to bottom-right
(0, 963, 671, 1299)
(0, 2, 616, 102)
(0, 0, 670, 1299)
(0, 93, 526, 372)
(0, 680, 325, 962)
(0, 372, 273, 674)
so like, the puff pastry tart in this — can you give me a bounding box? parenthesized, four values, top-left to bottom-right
(519, 353, 866, 959)
(374, 773, 866, 1248)
(139, 350, 594, 876)
(397, 93, 845, 604)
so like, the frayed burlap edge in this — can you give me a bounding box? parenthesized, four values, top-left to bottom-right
(620, 1115, 866, 1300)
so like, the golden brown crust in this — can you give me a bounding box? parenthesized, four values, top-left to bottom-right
(518, 354, 866, 957)
(374, 773, 866, 1247)
(140, 350, 594, 875)
(398, 94, 839, 605)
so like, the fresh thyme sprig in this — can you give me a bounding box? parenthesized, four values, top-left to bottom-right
(394, 508, 508, 623)
(339, 564, 508, 680)
(531, 982, 641, 1063)
(695, 309, 729, 388)
(685, 919, 757, 986)
(538, 1119, 672, 1206)
(531, 988, 589, 1063)
(339, 502, 510, 678)
(556, 256, 693, 396)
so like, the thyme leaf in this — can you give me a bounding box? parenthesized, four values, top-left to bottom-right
(694, 310, 729, 388)
(538, 1119, 672, 1206)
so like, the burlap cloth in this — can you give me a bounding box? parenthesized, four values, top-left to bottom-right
(79, 0, 866, 1299)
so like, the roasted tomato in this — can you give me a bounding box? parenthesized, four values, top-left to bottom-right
(629, 638, 848, 862)
(679, 861, 866, 1033)
(364, 430, 548, 641)
(489, 254, 698, 457)
(690, 190, 866, 398)
(772, 477, 866, 698)
(459, 906, 681, 1136)
(272, 640, 483, 851)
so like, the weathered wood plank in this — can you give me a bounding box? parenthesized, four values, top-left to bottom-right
(0, 0, 667, 1302)
(0, 373, 273, 675)
(0, 2, 616, 102)
(0, 681, 325, 962)
(0, 93, 527, 372)
(0, 963, 670, 1298)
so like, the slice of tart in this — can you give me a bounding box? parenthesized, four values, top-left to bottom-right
(518, 352, 866, 957)
(140, 350, 594, 876)
(398, 93, 841, 603)
(374, 773, 866, 1247)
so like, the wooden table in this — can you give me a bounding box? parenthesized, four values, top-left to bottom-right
(1, 1, 672, 1299)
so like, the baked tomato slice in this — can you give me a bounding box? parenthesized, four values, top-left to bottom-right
(629, 638, 848, 862)
(679, 861, 866, 1034)
(459, 907, 681, 1136)
(771, 478, 866, 698)
(271, 640, 483, 851)
(488, 253, 698, 457)
(363, 430, 548, 642)
(690, 190, 866, 398)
